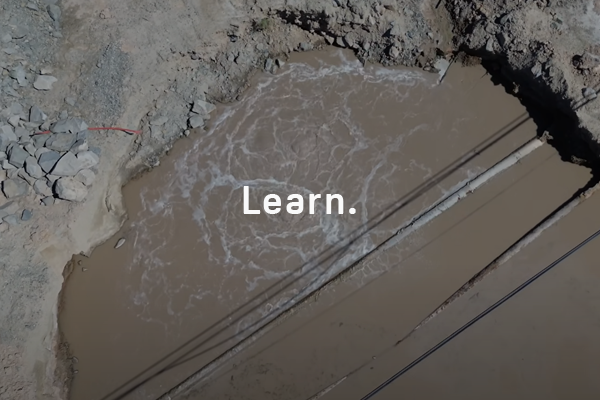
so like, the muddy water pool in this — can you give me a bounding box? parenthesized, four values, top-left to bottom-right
(59, 49, 543, 400)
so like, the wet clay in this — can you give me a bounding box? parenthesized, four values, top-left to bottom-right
(59, 50, 560, 400)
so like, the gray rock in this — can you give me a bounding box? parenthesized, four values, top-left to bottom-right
(76, 151, 99, 170)
(18, 169, 36, 185)
(2, 160, 16, 170)
(59, 110, 68, 120)
(24, 143, 36, 156)
(65, 97, 76, 106)
(188, 115, 204, 129)
(46, 174, 59, 185)
(29, 106, 47, 123)
(434, 58, 451, 76)
(25, 157, 44, 178)
(47, 4, 61, 21)
(3, 215, 19, 226)
(33, 75, 57, 90)
(74, 169, 95, 186)
(35, 147, 51, 159)
(45, 132, 76, 151)
(192, 99, 216, 116)
(26, 2, 39, 10)
(15, 127, 29, 140)
(70, 139, 88, 154)
(299, 42, 313, 51)
(32, 134, 49, 148)
(2, 178, 29, 198)
(10, 67, 26, 86)
(335, 36, 345, 48)
(54, 177, 87, 202)
(0, 152, 6, 162)
(7, 169, 19, 179)
(389, 46, 400, 58)
(8, 145, 29, 168)
(0, 127, 17, 151)
(51, 152, 82, 176)
(50, 118, 88, 134)
(8, 115, 20, 128)
(583, 87, 598, 99)
(38, 150, 61, 173)
(21, 209, 32, 221)
(264, 58, 276, 74)
(76, 130, 89, 141)
(34, 179, 52, 196)
(41, 196, 55, 206)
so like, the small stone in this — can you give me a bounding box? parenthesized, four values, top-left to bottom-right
(486, 37, 495, 52)
(115, 238, 126, 249)
(40, 67, 54, 75)
(299, 42, 313, 51)
(2, 160, 16, 170)
(2, 178, 29, 198)
(18, 169, 36, 185)
(35, 147, 51, 159)
(188, 115, 204, 129)
(192, 99, 216, 116)
(45, 132, 76, 151)
(41, 196, 54, 206)
(264, 58, 276, 74)
(55, 177, 87, 202)
(10, 66, 26, 86)
(389, 46, 400, 58)
(59, 110, 68, 120)
(150, 116, 169, 126)
(65, 97, 76, 106)
(8, 145, 29, 168)
(0, 127, 18, 151)
(21, 209, 32, 221)
(324, 35, 334, 45)
(335, 36, 346, 48)
(34, 179, 52, 196)
(32, 134, 49, 148)
(24, 143, 36, 156)
(47, 4, 61, 21)
(38, 150, 61, 173)
(52, 152, 82, 176)
(389, 21, 403, 37)
(70, 139, 88, 154)
(183, 129, 190, 136)
(26, 2, 39, 10)
(76, 151, 99, 170)
(29, 106, 47, 123)
(74, 169, 95, 186)
(583, 87, 598, 99)
(25, 157, 44, 178)
(33, 75, 58, 90)
(50, 118, 88, 134)
(8, 115, 20, 128)
(434, 58, 451, 75)
(15, 127, 29, 140)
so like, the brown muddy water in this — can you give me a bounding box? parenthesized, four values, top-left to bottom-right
(58, 49, 590, 400)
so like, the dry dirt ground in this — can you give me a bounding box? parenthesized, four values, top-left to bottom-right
(1, 0, 600, 399)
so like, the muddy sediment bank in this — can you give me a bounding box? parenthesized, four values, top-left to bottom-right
(1, 0, 600, 399)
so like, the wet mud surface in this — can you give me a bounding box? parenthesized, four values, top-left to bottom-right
(58, 50, 580, 400)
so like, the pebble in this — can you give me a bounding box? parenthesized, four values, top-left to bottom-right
(192, 99, 216, 116)
(389, 45, 400, 58)
(583, 87, 597, 99)
(34, 179, 52, 197)
(65, 97, 76, 106)
(33, 75, 57, 90)
(29, 106, 47, 124)
(115, 238, 126, 249)
(26, 2, 39, 11)
(10, 67, 26, 86)
(188, 115, 204, 129)
(21, 209, 32, 221)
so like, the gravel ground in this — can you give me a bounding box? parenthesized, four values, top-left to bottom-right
(1, 0, 600, 399)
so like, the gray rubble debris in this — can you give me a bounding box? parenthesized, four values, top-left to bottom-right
(10, 67, 26, 86)
(35, 147, 51, 159)
(33, 75, 57, 90)
(38, 150, 61, 173)
(50, 118, 88, 134)
(25, 157, 44, 179)
(8, 145, 30, 168)
(32, 134, 49, 148)
(25, 143, 36, 156)
(2, 178, 29, 198)
(45, 132, 76, 151)
(34, 179, 52, 197)
(41, 196, 54, 206)
(0, 127, 18, 151)
(18, 169, 37, 185)
(55, 177, 87, 202)
(21, 209, 32, 221)
(29, 106, 47, 123)
(8, 115, 20, 128)
(51, 152, 82, 176)
(74, 169, 95, 186)
(192, 99, 216, 116)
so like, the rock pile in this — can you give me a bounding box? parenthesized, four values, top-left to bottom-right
(0, 104, 99, 226)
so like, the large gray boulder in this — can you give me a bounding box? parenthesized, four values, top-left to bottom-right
(38, 150, 61, 173)
(54, 177, 87, 202)
(51, 152, 82, 176)
(2, 178, 29, 198)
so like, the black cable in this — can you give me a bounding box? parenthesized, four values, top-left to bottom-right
(360, 226, 600, 400)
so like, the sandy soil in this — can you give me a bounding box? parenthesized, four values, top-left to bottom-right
(1, 0, 600, 399)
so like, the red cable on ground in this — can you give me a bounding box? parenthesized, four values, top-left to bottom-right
(36, 127, 142, 135)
